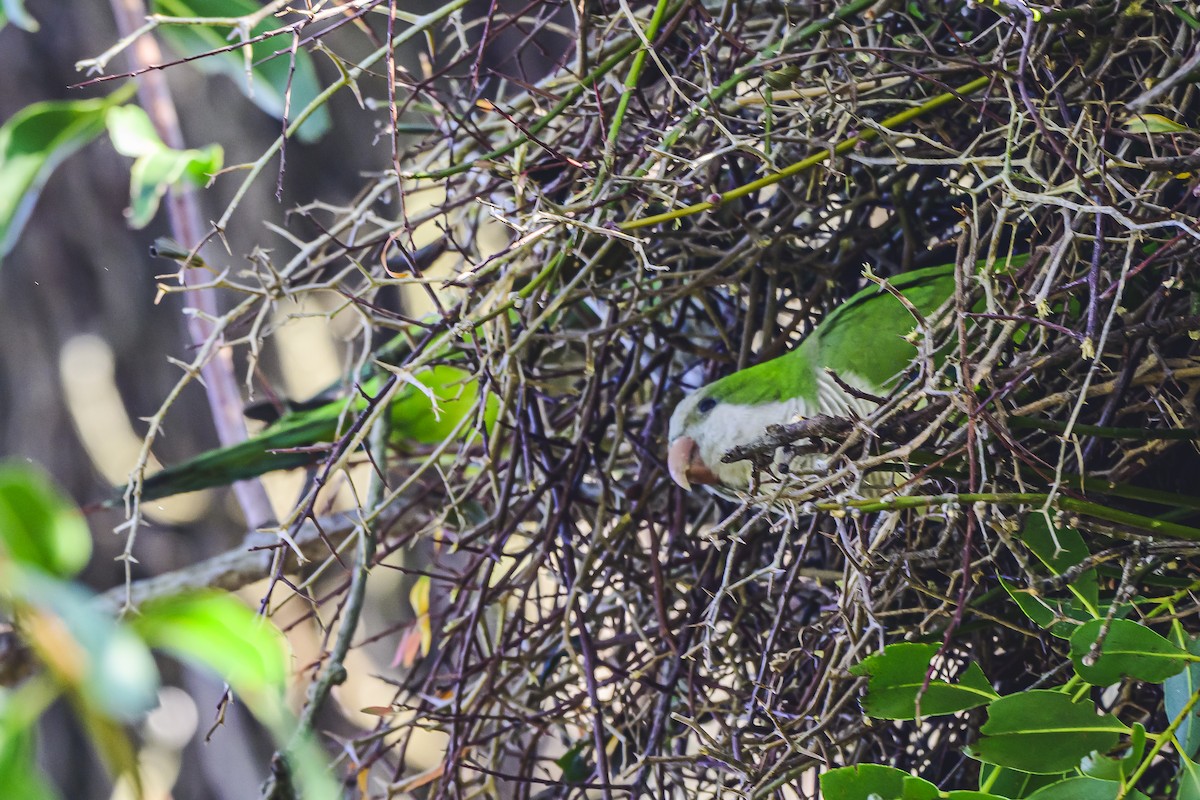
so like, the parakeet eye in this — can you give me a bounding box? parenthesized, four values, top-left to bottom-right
(697, 396, 717, 413)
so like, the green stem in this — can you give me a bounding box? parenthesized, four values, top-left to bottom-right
(413, 22, 667, 180)
(1123, 689, 1200, 797)
(1153, 0, 1200, 30)
(1076, 476, 1200, 514)
(811, 492, 1200, 541)
(620, 74, 992, 230)
(627, 0, 880, 183)
(1057, 496, 1200, 542)
(596, 0, 673, 187)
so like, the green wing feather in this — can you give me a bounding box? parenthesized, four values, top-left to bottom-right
(800, 263, 957, 390)
(709, 253, 1029, 406)
(125, 365, 490, 502)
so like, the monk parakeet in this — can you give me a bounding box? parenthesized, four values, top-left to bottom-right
(667, 263, 963, 493)
(120, 239, 498, 502)
(126, 364, 492, 502)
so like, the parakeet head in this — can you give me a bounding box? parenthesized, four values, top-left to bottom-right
(666, 385, 727, 491)
(667, 358, 819, 492)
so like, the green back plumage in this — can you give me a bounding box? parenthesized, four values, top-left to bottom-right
(710, 263, 960, 406)
(798, 263, 958, 390)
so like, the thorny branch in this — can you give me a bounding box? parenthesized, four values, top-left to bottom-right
(112, 0, 1200, 796)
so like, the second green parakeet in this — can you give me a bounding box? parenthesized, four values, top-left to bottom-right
(129, 364, 492, 502)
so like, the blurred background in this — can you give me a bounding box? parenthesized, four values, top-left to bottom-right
(0, 1, 563, 796)
(11, 1, 1200, 798)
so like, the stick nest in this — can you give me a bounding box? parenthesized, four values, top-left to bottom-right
(166, 0, 1200, 795)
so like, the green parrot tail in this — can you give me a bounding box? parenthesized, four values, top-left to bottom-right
(118, 416, 339, 504)
(111, 365, 493, 505)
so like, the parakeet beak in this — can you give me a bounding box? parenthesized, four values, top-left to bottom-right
(667, 436, 719, 491)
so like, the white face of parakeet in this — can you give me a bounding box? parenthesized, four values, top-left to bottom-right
(667, 387, 804, 491)
(666, 369, 879, 494)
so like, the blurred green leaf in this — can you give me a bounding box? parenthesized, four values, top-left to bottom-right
(0, 684, 59, 800)
(555, 742, 589, 785)
(0, 725, 57, 800)
(126, 144, 223, 228)
(970, 690, 1126, 774)
(130, 591, 288, 704)
(0, 463, 90, 578)
(850, 642, 997, 720)
(0, 95, 116, 258)
(106, 104, 166, 157)
(105, 105, 223, 228)
(1124, 113, 1191, 134)
(130, 594, 339, 799)
(1, 0, 39, 31)
(75, 703, 141, 794)
(1070, 619, 1190, 685)
(12, 568, 159, 721)
(151, 0, 331, 142)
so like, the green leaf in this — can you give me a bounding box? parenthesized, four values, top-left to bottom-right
(0, 686, 59, 800)
(151, 0, 331, 143)
(129, 592, 335, 800)
(970, 690, 1127, 774)
(125, 144, 223, 228)
(1025, 776, 1148, 800)
(75, 703, 141, 792)
(1122, 722, 1146, 774)
(1019, 515, 1098, 611)
(899, 776, 941, 800)
(1180, 749, 1200, 800)
(1079, 754, 1122, 782)
(1005, 515, 1101, 638)
(0, 95, 114, 258)
(1165, 634, 1200, 758)
(0, 463, 90, 578)
(820, 764, 939, 800)
(850, 642, 997, 720)
(11, 568, 159, 720)
(1000, 577, 1091, 638)
(106, 104, 166, 157)
(0, 723, 57, 800)
(104, 104, 224, 228)
(1124, 113, 1192, 134)
(1070, 619, 1190, 685)
(1, 0, 39, 31)
(129, 591, 288, 706)
(555, 743, 590, 785)
(979, 764, 1067, 798)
